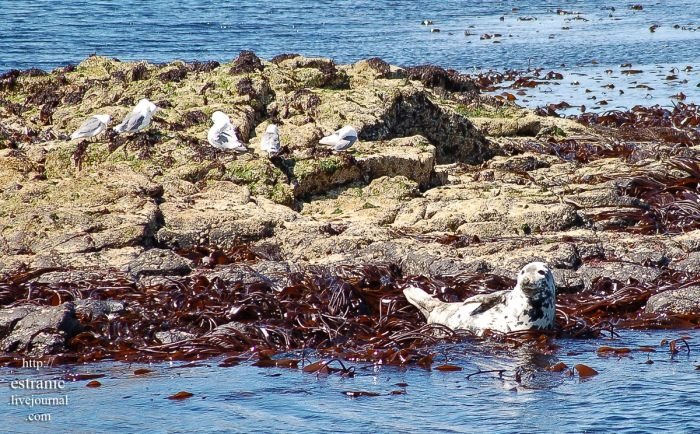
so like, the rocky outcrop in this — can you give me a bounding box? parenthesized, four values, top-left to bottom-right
(646, 287, 700, 315)
(0, 303, 80, 357)
(125, 248, 193, 280)
(0, 54, 497, 276)
(2, 52, 700, 359)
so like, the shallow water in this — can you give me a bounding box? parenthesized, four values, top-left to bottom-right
(2, 1, 700, 111)
(1, 330, 698, 433)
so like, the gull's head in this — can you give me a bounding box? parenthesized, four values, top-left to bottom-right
(94, 114, 111, 125)
(212, 111, 230, 124)
(337, 125, 358, 140)
(265, 124, 279, 134)
(137, 98, 157, 113)
(516, 262, 556, 298)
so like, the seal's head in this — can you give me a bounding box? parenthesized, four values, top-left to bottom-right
(516, 262, 556, 299)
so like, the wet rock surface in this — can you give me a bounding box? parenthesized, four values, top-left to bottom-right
(0, 303, 80, 357)
(646, 286, 700, 315)
(125, 248, 194, 279)
(1, 53, 700, 360)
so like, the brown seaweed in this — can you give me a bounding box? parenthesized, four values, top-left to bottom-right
(365, 57, 392, 77)
(158, 65, 188, 83)
(229, 50, 264, 75)
(576, 103, 700, 145)
(405, 64, 478, 94)
(130, 63, 149, 81)
(2, 244, 699, 370)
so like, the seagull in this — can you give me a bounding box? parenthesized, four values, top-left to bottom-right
(403, 262, 557, 335)
(207, 111, 247, 152)
(260, 124, 281, 157)
(70, 114, 111, 140)
(113, 98, 157, 134)
(319, 125, 358, 151)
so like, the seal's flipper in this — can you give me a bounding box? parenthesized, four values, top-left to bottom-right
(463, 290, 509, 315)
(403, 287, 442, 319)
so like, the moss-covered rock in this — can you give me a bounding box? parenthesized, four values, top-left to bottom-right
(1, 52, 636, 283)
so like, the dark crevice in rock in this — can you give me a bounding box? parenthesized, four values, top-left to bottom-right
(145, 204, 166, 249)
(360, 90, 497, 164)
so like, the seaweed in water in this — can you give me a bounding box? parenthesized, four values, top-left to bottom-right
(1, 250, 700, 367)
(229, 50, 264, 75)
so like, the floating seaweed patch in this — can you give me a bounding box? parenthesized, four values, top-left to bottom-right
(167, 391, 194, 400)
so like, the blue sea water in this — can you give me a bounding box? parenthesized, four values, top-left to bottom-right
(1, 330, 699, 433)
(4, 0, 700, 111)
(2, 2, 700, 432)
(2, 0, 700, 72)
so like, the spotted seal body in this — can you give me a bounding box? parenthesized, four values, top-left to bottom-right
(403, 262, 556, 335)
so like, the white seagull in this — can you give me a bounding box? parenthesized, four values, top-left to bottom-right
(113, 98, 157, 134)
(260, 124, 281, 157)
(403, 262, 557, 335)
(70, 114, 111, 140)
(207, 111, 247, 152)
(319, 125, 358, 151)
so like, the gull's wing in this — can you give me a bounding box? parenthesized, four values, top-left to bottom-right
(115, 110, 146, 132)
(71, 116, 104, 139)
(334, 135, 357, 150)
(462, 290, 509, 315)
(319, 133, 338, 146)
(210, 122, 243, 150)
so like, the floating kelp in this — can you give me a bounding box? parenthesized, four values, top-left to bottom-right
(577, 103, 700, 145)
